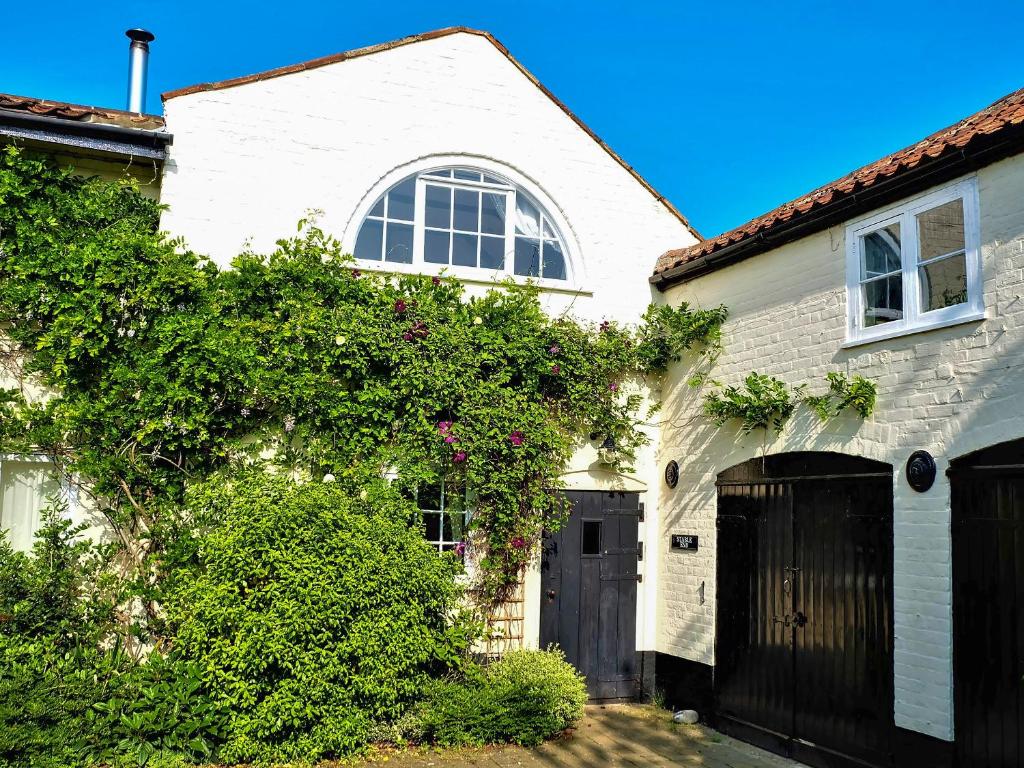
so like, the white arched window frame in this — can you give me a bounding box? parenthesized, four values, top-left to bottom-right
(343, 158, 586, 291)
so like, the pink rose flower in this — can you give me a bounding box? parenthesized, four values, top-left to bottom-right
(509, 431, 524, 446)
(551, 364, 560, 374)
(453, 450, 467, 463)
(394, 299, 407, 314)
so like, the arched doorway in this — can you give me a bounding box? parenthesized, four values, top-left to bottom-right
(950, 438, 1024, 767)
(715, 452, 894, 768)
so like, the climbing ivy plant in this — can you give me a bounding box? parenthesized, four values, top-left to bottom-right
(0, 146, 726, 618)
(802, 371, 877, 421)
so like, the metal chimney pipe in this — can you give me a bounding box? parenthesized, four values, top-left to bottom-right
(125, 29, 155, 113)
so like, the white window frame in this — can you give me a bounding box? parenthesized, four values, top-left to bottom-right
(0, 454, 78, 551)
(844, 178, 983, 346)
(343, 157, 586, 293)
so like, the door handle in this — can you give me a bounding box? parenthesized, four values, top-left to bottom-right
(792, 611, 808, 628)
(546, 589, 556, 600)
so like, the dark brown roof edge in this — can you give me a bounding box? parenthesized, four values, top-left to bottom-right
(161, 26, 702, 241)
(650, 121, 1024, 291)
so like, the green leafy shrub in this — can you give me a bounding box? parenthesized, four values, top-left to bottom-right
(412, 648, 587, 747)
(164, 471, 477, 763)
(703, 373, 796, 433)
(803, 372, 877, 420)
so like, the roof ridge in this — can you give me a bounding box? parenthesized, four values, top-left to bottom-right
(160, 27, 702, 240)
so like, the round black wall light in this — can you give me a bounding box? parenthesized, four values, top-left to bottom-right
(665, 460, 679, 489)
(906, 450, 937, 492)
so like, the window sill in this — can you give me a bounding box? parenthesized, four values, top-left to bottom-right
(842, 310, 986, 348)
(353, 258, 592, 296)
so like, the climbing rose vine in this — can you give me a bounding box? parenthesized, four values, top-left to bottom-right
(0, 146, 725, 621)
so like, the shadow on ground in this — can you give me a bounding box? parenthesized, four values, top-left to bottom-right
(357, 704, 804, 767)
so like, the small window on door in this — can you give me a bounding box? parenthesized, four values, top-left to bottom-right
(581, 520, 602, 556)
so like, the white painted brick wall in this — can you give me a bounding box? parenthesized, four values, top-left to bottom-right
(158, 31, 698, 655)
(657, 155, 1024, 741)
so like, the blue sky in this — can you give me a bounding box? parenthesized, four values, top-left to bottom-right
(4, 1, 1023, 237)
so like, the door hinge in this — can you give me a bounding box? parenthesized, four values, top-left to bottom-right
(637, 542, 644, 561)
(638, 503, 645, 522)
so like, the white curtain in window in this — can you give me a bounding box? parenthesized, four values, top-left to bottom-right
(0, 461, 59, 551)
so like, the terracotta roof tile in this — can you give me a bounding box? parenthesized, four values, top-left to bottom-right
(0, 92, 165, 131)
(654, 86, 1024, 278)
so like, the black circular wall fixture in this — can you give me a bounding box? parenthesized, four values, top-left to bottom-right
(906, 450, 937, 492)
(665, 460, 679, 489)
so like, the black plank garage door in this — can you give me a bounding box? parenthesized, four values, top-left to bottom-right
(715, 452, 894, 768)
(540, 491, 640, 700)
(951, 438, 1024, 768)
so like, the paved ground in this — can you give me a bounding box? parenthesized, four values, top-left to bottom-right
(359, 704, 803, 767)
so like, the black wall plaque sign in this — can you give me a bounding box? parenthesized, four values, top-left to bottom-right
(671, 534, 698, 551)
(665, 460, 679, 489)
(906, 450, 937, 492)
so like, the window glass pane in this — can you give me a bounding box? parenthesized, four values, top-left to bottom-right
(368, 196, 385, 217)
(384, 222, 414, 263)
(920, 253, 968, 312)
(1, 462, 60, 552)
(454, 169, 482, 181)
(514, 238, 541, 277)
(425, 185, 451, 229)
(863, 274, 903, 327)
(418, 484, 442, 510)
(542, 241, 566, 280)
(424, 230, 450, 265)
(425, 169, 453, 178)
(454, 189, 479, 233)
(422, 511, 441, 541)
(582, 520, 602, 556)
(387, 178, 415, 222)
(449, 511, 466, 541)
(452, 233, 478, 267)
(480, 235, 505, 270)
(918, 199, 965, 262)
(481, 193, 506, 235)
(515, 196, 540, 237)
(482, 174, 503, 184)
(542, 217, 555, 239)
(861, 223, 902, 278)
(354, 219, 383, 261)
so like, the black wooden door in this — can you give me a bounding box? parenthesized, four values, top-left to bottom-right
(715, 453, 894, 768)
(540, 491, 640, 700)
(951, 439, 1024, 768)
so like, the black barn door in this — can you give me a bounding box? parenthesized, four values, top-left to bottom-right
(540, 491, 640, 700)
(715, 453, 894, 768)
(951, 439, 1024, 768)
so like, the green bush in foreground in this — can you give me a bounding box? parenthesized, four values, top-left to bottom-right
(409, 648, 587, 747)
(165, 471, 478, 764)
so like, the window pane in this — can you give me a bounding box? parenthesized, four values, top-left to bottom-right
(582, 520, 602, 556)
(918, 199, 965, 262)
(422, 511, 441, 541)
(449, 511, 466, 541)
(514, 238, 541, 277)
(1, 462, 60, 552)
(482, 174, 503, 184)
(861, 223, 902, 278)
(387, 178, 415, 222)
(454, 189, 479, 233)
(452, 233, 478, 267)
(425, 185, 451, 229)
(368, 196, 385, 217)
(424, 230, 451, 265)
(384, 222, 414, 263)
(542, 241, 566, 280)
(515, 196, 540, 237)
(454, 169, 482, 181)
(354, 219, 383, 261)
(480, 235, 505, 270)
(418, 484, 442, 510)
(863, 274, 903, 327)
(481, 192, 506, 235)
(920, 253, 968, 312)
(542, 217, 555, 239)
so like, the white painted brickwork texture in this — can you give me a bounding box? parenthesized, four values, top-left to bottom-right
(657, 156, 1024, 741)
(159, 32, 695, 325)
(159, 32, 698, 656)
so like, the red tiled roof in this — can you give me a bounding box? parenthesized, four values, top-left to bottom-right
(0, 92, 165, 131)
(162, 26, 701, 241)
(653, 86, 1024, 280)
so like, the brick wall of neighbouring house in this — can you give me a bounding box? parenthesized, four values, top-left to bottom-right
(656, 153, 1024, 742)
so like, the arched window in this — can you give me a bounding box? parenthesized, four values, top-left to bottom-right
(353, 167, 569, 281)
